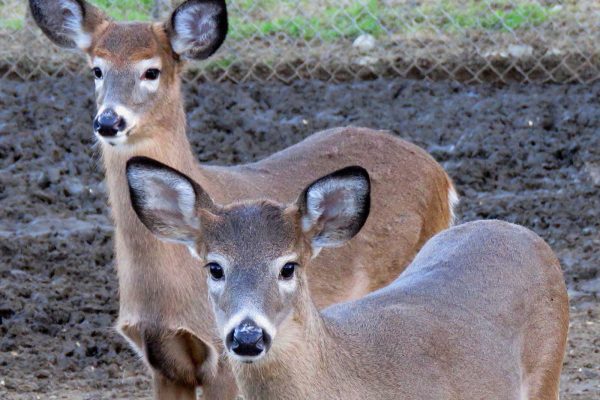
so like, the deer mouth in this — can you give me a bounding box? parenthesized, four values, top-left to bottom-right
(95, 128, 131, 147)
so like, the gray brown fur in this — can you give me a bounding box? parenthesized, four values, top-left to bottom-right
(228, 220, 569, 400)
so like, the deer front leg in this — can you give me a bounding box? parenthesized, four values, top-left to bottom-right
(153, 371, 197, 400)
(142, 326, 237, 399)
(200, 355, 239, 400)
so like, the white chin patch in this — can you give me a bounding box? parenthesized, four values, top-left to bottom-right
(228, 351, 266, 364)
(96, 132, 129, 146)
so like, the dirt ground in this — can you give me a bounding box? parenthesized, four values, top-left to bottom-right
(0, 76, 598, 399)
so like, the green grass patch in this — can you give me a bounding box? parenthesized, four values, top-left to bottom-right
(410, 1, 556, 32)
(0, 17, 23, 30)
(0, 0, 560, 39)
(91, 0, 153, 21)
(230, 0, 383, 41)
(228, 0, 557, 41)
(205, 57, 235, 71)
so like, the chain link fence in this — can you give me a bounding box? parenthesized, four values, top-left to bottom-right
(1, 0, 598, 83)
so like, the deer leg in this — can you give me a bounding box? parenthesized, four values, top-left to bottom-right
(153, 371, 197, 400)
(200, 355, 239, 399)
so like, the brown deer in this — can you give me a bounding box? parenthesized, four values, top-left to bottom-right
(127, 158, 569, 400)
(30, 0, 458, 398)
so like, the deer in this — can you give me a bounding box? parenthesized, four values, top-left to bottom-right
(127, 157, 569, 400)
(30, 0, 458, 398)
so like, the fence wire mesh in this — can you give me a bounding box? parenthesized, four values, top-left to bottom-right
(1, 0, 598, 83)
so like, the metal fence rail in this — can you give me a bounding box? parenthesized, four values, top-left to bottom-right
(1, 0, 598, 83)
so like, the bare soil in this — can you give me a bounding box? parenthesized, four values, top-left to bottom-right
(0, 77, 598, 399)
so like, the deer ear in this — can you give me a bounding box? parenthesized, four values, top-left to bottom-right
(29, 0, 106, 50)
(126, 157, 213, 247)
(297, 166, 371, 251)
(166, 0, 228, 61)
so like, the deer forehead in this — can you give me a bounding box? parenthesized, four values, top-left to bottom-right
(203, 203, 300, 259)
(91, 22, 170, 67)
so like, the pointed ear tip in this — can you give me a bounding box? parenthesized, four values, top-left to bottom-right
(126, 156, 151, 167)
(126, 156, 173, 173)
(347, 165, 369, 175)
(194, 0, 227, 8)
(338, 165, 370, 183)
(126, 157, 150, 176)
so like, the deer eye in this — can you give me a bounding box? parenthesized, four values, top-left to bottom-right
(92, 67, 103, 79)
(206, 262, 224, 281)
(143, 68, 160, 80)
(279, 262, 297, 280)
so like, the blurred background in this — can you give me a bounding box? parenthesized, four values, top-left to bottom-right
(0, 1, 598, 399)
(1, 0, 598, 82)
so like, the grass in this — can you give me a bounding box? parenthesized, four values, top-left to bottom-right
(0, 17, 22, 30)
(229, 0, 383, 41)
(93, 0, 154, 21)
(0, 0, 562, 41)
(412, 0, 557, 32)
(227, 0, 558, 40)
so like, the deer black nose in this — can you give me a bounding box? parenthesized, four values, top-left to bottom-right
(93, 109, 125, 137)
(228, 319, 270, 358)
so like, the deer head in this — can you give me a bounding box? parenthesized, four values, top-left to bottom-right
(30, 0, 227, 147)
(126, 156, 371, 362)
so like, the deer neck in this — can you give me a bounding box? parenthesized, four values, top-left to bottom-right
(99, 85, 198, 267)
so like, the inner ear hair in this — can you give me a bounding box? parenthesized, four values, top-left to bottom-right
(29, 0, 107, 50)
(166, 0, 228, 61)
(127, 156, 214, 210)
(298, 166, 371, 248)
(125, 157, 216, 245)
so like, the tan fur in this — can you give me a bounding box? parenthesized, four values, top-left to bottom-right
(230, 220, 569, 400)
(36, 7, 455, 400)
